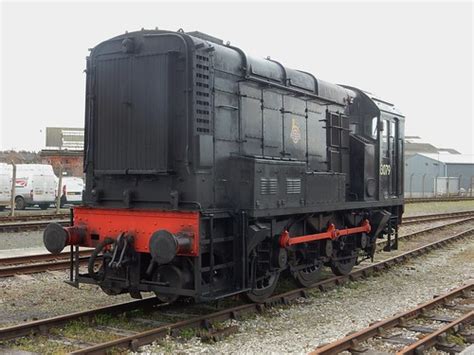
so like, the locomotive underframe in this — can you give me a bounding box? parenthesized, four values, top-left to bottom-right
(65, 203, 401, 302)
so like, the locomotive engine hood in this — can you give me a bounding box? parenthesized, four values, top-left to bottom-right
(84, 29, 403, 210)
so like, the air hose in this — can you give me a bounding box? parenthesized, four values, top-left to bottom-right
(88, 237, 114, 281)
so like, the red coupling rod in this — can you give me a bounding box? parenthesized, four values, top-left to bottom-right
(279, 219, 371, 248)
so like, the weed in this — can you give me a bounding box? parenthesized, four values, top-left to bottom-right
(179, 327, 197, 340)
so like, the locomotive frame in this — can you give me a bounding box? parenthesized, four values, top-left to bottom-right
(44, 29, 404, 303)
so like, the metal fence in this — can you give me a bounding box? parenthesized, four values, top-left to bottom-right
(405, 174, 474, 198)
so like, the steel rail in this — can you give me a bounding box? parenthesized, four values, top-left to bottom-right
(1, 210, 472, 234)
(2, 217, 472, 278)
(0, 257, 90, 278)
(66, 228, 473, 354)
(402, 210, 474, 225)
(397, 311, 473, 355)
(0, 220, 69, 233)
(405, 197, 474, 204)
(0, 227, 472, 353)
(0, 250, 97, 277)
(0, 250, 91, 267)
(0, 213, 70, 223)
(311, 283, 473, 355)
(376, 216, 474, 251)
(0, 298, 161, 341)
(1, 209, 471, 225)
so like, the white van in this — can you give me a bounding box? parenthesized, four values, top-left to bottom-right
(0, 163, 12, 211)
(15, 164, 57, 210)
(60, 176, 84, 206)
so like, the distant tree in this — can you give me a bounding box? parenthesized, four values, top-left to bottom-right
(0, 150, 41, 164)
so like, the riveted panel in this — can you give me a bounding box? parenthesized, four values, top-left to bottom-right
(239, 83, 263, 156)
(262, 90, 282, 157)
(307, 102, 327, 171)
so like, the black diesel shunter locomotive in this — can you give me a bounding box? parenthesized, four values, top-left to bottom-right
(43, 29, 404, 303)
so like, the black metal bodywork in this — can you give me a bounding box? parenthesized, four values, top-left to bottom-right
(77, 29, 405, 302)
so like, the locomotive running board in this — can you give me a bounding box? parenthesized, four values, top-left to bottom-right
(279, 220, 371, 248)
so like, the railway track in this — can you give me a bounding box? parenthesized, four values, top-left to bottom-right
(0, 225, 472, 354)
(0, 209, 471, 235)
(311, 283, 473, 354)
(376, 216, 474, 252)
(2, 216, 472, 278)
(0, 210, 472, 234)
(0, 212, 70, 233)
(0, 219, 69, 233)
(0, 204, 474, 233)
(0, 250, 92, 277)
(405, 196, 474, 204)
(402, 210, 474, 225)
(0, 213, 70, 223)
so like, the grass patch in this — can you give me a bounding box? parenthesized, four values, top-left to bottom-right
(2, 335, 76, 354)
(343, 281, 361, 290)
(404, 200, 474, 215)
(446, 332, 466, 346)
(178, 327, 198, 340)
(50, 320, 119, 343)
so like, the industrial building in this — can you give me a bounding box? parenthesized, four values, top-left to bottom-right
(39, 149, 83, 177)
(404, 136, 461, 157)
(404, 153, 474, 197)
(39, 127, 84, 177)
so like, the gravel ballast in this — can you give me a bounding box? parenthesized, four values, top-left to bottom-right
(0, 202, 472, 353)
(140, 238, 474, 354)
(0, 230, 44, 251)
(0, 271, 141, 327)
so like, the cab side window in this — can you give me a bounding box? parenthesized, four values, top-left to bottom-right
(381, 120, 389, 157)
(389, 121, 396, 160)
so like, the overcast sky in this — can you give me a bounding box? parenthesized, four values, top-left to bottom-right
(1, 1, 473, 154)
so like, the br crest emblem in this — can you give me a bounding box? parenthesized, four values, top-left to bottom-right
(290, 118, 301, 144)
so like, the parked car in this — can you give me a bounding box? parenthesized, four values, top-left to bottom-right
(15, 164, 57, 210)
(60, 176, 84, 207)
(0, 163, 12, 211)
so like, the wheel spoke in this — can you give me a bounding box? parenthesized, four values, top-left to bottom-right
(331, 251, 357, 276)
(294, 262, 323, 287)
(244, 271, 279, 303)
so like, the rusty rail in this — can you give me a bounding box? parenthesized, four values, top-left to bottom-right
(402, 210, 474, 225)
(2, 217, 471, 278)
(69, 228, 474, 354)
(0, 220, 69, 233)
(0, 213, 69, 223)
(311, 283, 473, 355)
(0, 250, 95, 277)
(0, 227, 472, 353)
(405, 196, 474, 203)
(397, 311, 473, 355)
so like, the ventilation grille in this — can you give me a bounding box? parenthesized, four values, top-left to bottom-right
(195, 53, 211, 134)
(286, 178, 301, 194)
(260, 178, 278, 195)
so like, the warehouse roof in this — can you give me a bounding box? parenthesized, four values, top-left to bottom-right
(405, 142, 439, 155)
(417, 153, 474, 165)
